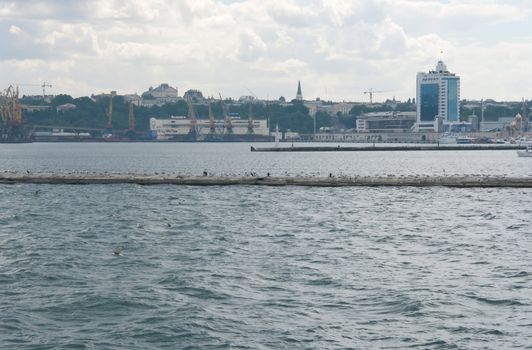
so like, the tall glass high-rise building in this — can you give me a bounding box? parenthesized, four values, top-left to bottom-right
(415, 61, 460, 131)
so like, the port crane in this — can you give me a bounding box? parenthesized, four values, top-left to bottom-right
(0, 85, 26, 141)
(363, 88, 391, 104)
(208, 102, 216, 134)
(247, 103, 254, 134)
(219, 94, 233, 134)
(107, 93, 113, 132)
(128, 103, 135, 133)
(185, 96, 198, 137)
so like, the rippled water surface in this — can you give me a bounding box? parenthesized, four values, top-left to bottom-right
(1, 143, 531, 349)
(1, 142, 531, 177)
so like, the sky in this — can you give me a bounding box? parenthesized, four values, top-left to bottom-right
(1, 0, 531, 102)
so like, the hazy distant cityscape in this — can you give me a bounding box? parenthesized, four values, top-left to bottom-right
(3, 59, 528, 144)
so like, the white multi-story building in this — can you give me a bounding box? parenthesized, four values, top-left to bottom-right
(356, 111, 417, 133)
(149, 117, 269, 140)
(415, 60, 460, 131)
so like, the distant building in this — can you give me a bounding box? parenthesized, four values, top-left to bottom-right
(56, 103, 76, 112)
(238, 95, 257, 103)
(183, 89, 205, 102)
(415, 60, 460, 132)
(123, 93, 142, 106)
(296, 80, 303, 101)
(149, 117, 269, 140)
(480, 117, 515, 132)
(141, 83, 179, 106)
(356, 111, 417, 133)
(304, 99, 355, 117)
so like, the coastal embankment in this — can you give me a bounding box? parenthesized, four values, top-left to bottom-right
(251, 144, 526, 152)
(2, 173, 532, 187)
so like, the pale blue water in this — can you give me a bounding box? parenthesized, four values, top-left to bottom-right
(0, 143, 531, 349)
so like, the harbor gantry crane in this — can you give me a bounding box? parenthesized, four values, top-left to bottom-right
(106, 93, 113, 132)
(185, 96, 198, 137)
(219, 93, 233, 134)
(363, 88, 391, 104)
(208, 102, 216, 134)
(128, 102, 135, 132)
(0, 85, 26, 141)
(247, 103, 254, 134)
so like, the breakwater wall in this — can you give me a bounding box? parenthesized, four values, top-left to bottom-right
(1, 173, 532, 188)
(251, 145, 525, 152)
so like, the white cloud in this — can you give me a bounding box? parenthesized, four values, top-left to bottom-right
(0, 0, 531, 100)
(8, 24, 22, 34)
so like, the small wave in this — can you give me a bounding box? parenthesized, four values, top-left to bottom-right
(463, 293, 525, 306)
(506, 223, 527, 230)
(407, 339, 454, 348)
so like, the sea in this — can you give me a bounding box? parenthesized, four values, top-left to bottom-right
(0, 142, 531, 349)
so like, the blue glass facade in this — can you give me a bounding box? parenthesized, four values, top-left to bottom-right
(420, 84, 439, 121)
(445, 78, 459, 121)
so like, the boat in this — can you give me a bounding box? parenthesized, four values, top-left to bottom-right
(438, 134, 474, 144)
(517, 145, 532, 157)
(456, 136, 474, 144)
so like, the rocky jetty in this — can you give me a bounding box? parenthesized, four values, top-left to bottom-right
(1, 172, 531, 188)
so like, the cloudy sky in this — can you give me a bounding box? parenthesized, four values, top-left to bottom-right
(1, 0, 531, 102)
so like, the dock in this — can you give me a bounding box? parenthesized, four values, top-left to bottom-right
(1, 173, 532, 188)
(250, 145, 526, 152)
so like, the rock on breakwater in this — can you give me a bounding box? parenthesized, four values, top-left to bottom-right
(1, 172, 532, 187)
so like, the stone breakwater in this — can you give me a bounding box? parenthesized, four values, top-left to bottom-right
(1, 173, 532, 187)
(250, 145, 526, 152)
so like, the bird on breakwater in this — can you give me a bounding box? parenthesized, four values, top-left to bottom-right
(113, 247, 122, 256)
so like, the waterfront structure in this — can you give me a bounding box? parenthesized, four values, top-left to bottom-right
(356, 111, 416, 133)
(415, 60, 460, 132)
(296, 81, 303, 101)
(149, 117, 269, 140)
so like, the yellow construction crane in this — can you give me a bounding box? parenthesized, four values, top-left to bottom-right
(15, 82, 52, 97)
(363, 88, 391, 104)
(41, 82, 52, 97)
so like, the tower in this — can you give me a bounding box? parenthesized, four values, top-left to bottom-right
(296, 80, 303, 101)
(415, 60, 460, 132)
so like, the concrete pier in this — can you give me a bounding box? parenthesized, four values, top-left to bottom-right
(1, 173, 531, 188)
(250, 145, 526, 152)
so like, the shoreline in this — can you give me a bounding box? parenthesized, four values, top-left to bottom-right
(250, 144, 527, 152)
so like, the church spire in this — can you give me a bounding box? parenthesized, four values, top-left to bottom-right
(296, 80, 303, 101)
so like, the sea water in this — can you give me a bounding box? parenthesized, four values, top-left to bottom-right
(0, 143, 531, 349)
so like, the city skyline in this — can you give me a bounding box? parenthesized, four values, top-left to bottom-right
(1, 0, 531, 101)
